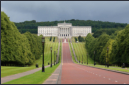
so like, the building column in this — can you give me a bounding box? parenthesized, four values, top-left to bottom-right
(69, 28, 70, 36)
(63, 28, 64, 37)
(62, 28, 63, 37)
(68, 28, 69, 35)
(64, 28, 65, 37)
(68, 28, 70, 36)
(60, 28, 61, 37)
(68, 28, 69, 37)
(65, 28, 66, 37)
(66, 28, 67, 37)
(67, 28, 68, 37)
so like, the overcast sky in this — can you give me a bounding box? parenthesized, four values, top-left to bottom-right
(1, 1, 129, 23)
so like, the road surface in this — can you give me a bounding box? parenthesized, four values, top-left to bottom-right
(61, 39, 129, 84)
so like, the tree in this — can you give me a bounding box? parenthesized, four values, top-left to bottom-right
(99, 39, 114, 64)
(1, 12, 42, 66)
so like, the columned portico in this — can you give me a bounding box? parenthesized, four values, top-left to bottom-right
(59, 27, 71, 38)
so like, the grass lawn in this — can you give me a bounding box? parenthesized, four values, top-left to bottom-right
(59, 39, 62, 61)
(71, 37, 77, 42)
(72, 42, 94, 64)
(69, 41, 76, 63)
(4, 63, 60, 84)
(1, 66, 36, 78)
(1, 37, 59, 77)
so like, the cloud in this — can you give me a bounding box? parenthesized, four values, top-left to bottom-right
(1, 1, 129, 23)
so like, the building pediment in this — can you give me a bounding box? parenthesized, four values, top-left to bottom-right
(58, 26, 71, 28)
(58, 21, 72, 26)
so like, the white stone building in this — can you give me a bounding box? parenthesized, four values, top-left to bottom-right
(37, 21, 92, 38)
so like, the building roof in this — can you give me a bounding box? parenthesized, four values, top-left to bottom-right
(58, 21, 72, 26)
(38, 21, 91, 28)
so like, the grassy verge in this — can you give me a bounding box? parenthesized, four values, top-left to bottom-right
(72, 42, 94, 64)
(81, 64, 129, 73)
(4, 63, 60, 84)
(59, 39, 62, 62)
(72, 37, 76, 42)
(1, 37, 59, 77)
(1, 66, 36, 78)
(68, 41, 76, 63)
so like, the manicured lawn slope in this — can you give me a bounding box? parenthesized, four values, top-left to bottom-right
(72, 42, 94, 64)
(85, 64, 129, 73)
(69, 41, 76, 63)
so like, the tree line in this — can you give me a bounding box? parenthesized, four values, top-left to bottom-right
(14, 19, 127, 34)
(92, 28, 124, 38)
(1, 12, 44, 66)
(85, 24, 129, 67)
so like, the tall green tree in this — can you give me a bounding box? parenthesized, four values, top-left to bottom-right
(110, 24, 129, 66)
(1, 12, 43, 66)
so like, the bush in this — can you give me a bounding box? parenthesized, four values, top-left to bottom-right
(78, 36, 84, 42)
(53, 37, 55, 42)
(50, 36, 52, 41)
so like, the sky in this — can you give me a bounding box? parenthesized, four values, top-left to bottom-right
(1, 1, 129, 24)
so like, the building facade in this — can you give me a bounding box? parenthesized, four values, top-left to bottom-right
(37, 21, 92, 38)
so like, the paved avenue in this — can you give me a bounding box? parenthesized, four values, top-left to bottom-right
(60, 39, 129, 84)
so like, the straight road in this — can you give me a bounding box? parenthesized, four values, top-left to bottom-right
(61, 39, 129, 84)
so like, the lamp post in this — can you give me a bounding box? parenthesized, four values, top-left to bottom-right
(50, 47, 52, 67)
(94, 51, 95, 66)
(87, 54, 88, 65)
(58, 55, 60, 63)
(105, 56, 106, 67)
(57, 49, 58, 63)
(107, 47, 109, 68)
(55, 51, 57, 64)
(82, 55, 83, 64)
(54, 51, 55, 65)
(79, 56, 80, 63)
(42, 37, 45, 72)
(56, 54, 57, 64)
